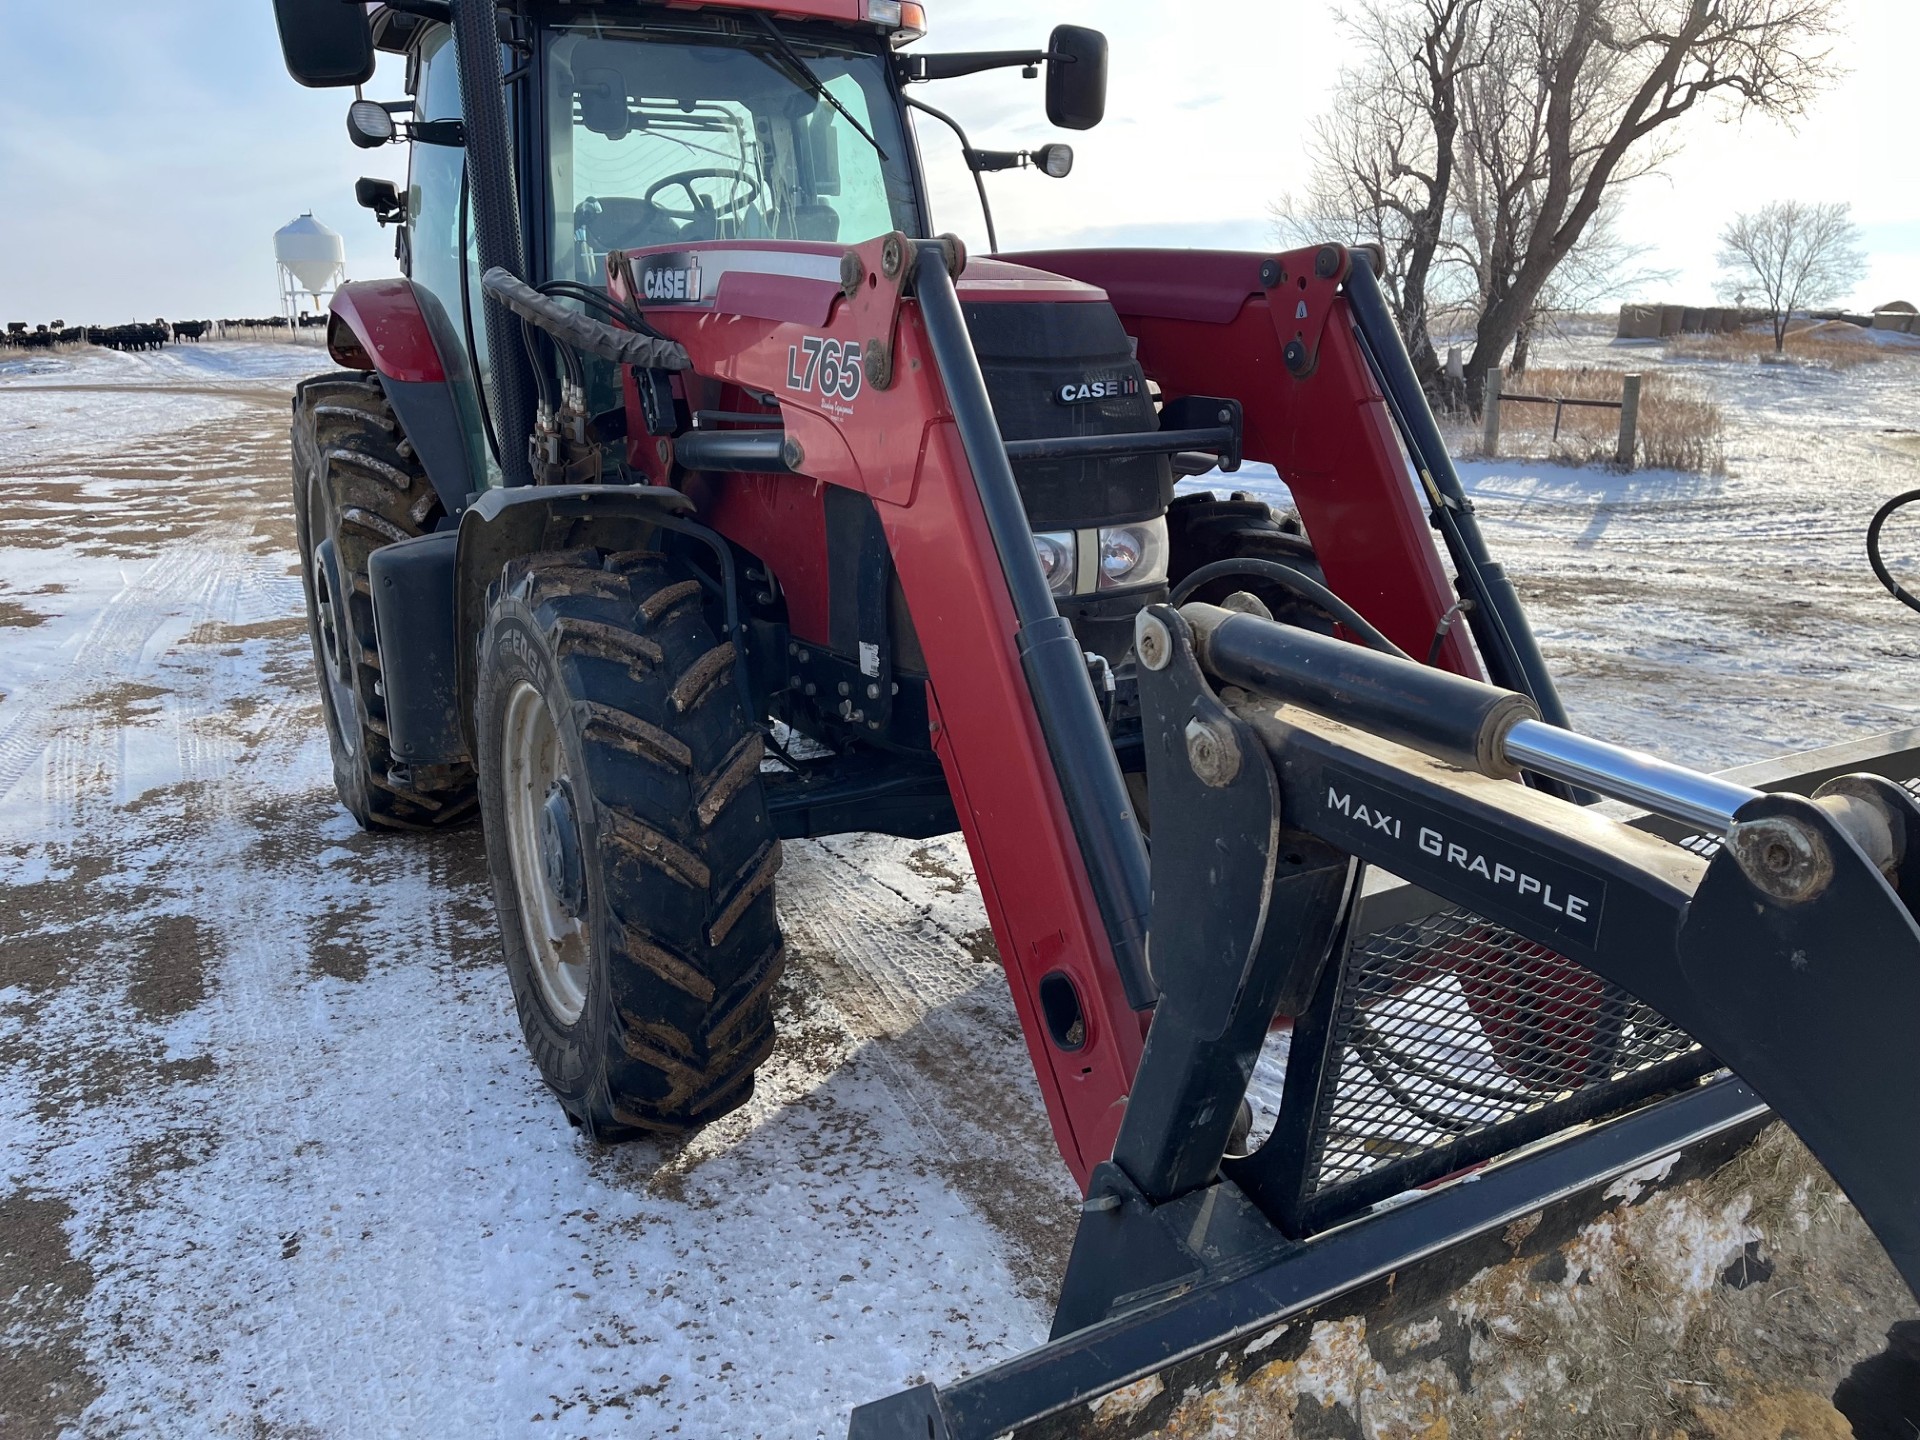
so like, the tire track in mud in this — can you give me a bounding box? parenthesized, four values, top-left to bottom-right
(0, 402, 304, 813)
(3, 355, 1067, 1435)
(0, 538, 243, 807)
(0, 376, 372, 1432)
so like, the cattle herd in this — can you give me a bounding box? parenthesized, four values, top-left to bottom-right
(0, 313, 327, 354)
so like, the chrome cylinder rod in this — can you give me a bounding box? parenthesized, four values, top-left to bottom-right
(1502, 720, 1761, 834)
(1178, 603, 1765, 835)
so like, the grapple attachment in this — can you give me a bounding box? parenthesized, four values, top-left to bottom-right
(852, 602, 1920, 1439)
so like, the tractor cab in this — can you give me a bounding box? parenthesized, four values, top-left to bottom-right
(543, 17, 923, 258)
(342, 4, 1100, 386)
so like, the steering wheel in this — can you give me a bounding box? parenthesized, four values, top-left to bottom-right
(643, 167, 762, 221)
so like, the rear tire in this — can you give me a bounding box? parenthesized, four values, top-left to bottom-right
(476, 548, 786, 1139)
(291, 370, 478, 830)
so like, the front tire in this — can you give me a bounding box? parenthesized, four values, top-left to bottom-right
(1165, 489, 1330, 632)
(476, 548, 786, 1139)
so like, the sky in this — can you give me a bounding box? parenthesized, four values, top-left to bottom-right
(1, 0, 1915, 323)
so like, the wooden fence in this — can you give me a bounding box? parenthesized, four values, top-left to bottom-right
(1481, 370, 1643, 468)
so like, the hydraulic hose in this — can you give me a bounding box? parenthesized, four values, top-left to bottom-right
(1342, 253, 1572, 726)
(452, 0, 536, 485)
(1868, 489, 1920, 613)
(1170, 557, 1412, 661)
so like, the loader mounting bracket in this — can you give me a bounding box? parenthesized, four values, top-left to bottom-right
(1264, 243, 1350, 380)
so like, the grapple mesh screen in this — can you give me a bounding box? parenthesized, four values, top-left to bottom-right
(1302, 903, 1702, 1198)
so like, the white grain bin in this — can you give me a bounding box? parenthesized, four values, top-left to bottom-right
(274, 214, 345, 297)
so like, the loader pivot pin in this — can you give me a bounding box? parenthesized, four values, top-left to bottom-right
(1726, 814, 1832, 903)
(1135, 612, 1171, 671)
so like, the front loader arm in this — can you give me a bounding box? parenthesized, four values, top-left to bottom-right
(614, 235, 1159, 1183)
(1008, 245, 1577, 734)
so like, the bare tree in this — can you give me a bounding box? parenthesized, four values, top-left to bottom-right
(1274, 0, 1484, 391)
(1459, 196, 1673, 375)
(1458, 0, 1841, 396)
(1288, 0, 1842, 401)
(1716, 199, 1865, 352)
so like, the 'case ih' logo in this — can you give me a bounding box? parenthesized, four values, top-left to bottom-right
(638, 253, 704, 303)
(1055, 375, 1139, 405)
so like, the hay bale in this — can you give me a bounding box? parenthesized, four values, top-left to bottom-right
(1617, 305, 1661, 339)
(1660, 304, 1685, 336)
(1681, 306, 1706, 332)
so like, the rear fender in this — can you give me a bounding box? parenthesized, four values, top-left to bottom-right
(452, 484, 698, 752)
(328, 278, 489, 514)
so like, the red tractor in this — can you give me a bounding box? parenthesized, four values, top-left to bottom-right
(274, 2, 1920, 1431)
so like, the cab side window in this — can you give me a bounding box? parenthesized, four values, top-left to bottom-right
(407, 28, 483, 375)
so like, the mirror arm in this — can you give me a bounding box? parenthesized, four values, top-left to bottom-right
(968, 149, 1027, 174)
(407, 119, 467, 148)
(898, 49, 1049, 83)
(903, 96, 1000, 255)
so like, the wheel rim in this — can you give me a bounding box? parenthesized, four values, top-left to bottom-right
(501, 679, 591, 1024)
(309, 536, 359, 760)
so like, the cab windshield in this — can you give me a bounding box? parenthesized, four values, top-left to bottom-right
(545, 21, 923, 285)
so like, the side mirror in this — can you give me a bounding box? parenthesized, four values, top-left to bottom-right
(272, 0, 375, 89)
(1045, 25, 1107, 131)
(577, 68, 633, 140)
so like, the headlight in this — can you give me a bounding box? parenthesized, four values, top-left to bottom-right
(1096, 518, 1169, 591)
(1033, 530, 1077, 595)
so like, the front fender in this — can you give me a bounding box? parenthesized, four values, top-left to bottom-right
(453, 484, 697, 752)
(328, 278, 489, 514)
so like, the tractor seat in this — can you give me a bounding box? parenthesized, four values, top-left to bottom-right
(579, 196, 683, 253)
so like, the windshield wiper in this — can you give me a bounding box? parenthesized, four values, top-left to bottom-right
(748, 14, 889, 164)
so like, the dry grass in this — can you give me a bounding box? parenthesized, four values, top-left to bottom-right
(1667, 319, 1915, 371)
(1467, 365, 1726, 474)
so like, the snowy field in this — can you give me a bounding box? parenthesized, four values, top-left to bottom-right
(1, 331, 1917, 1437)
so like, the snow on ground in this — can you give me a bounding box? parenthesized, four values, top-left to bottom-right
(0, 342, 318, 470)
(1200, 325, 1920, 770)
(1, 332, 1917, 1438)
(0, 347, 1074, 1439)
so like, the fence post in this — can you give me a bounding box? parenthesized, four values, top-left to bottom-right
(1616, 373, 1642, 468)
(1481, 367, 1503, 457)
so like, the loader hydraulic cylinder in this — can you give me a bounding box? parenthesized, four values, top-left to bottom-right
(1342, 252, 1572, 734)
(1182, 604, 1766, 833)
(1501, 721, 1762, 834)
